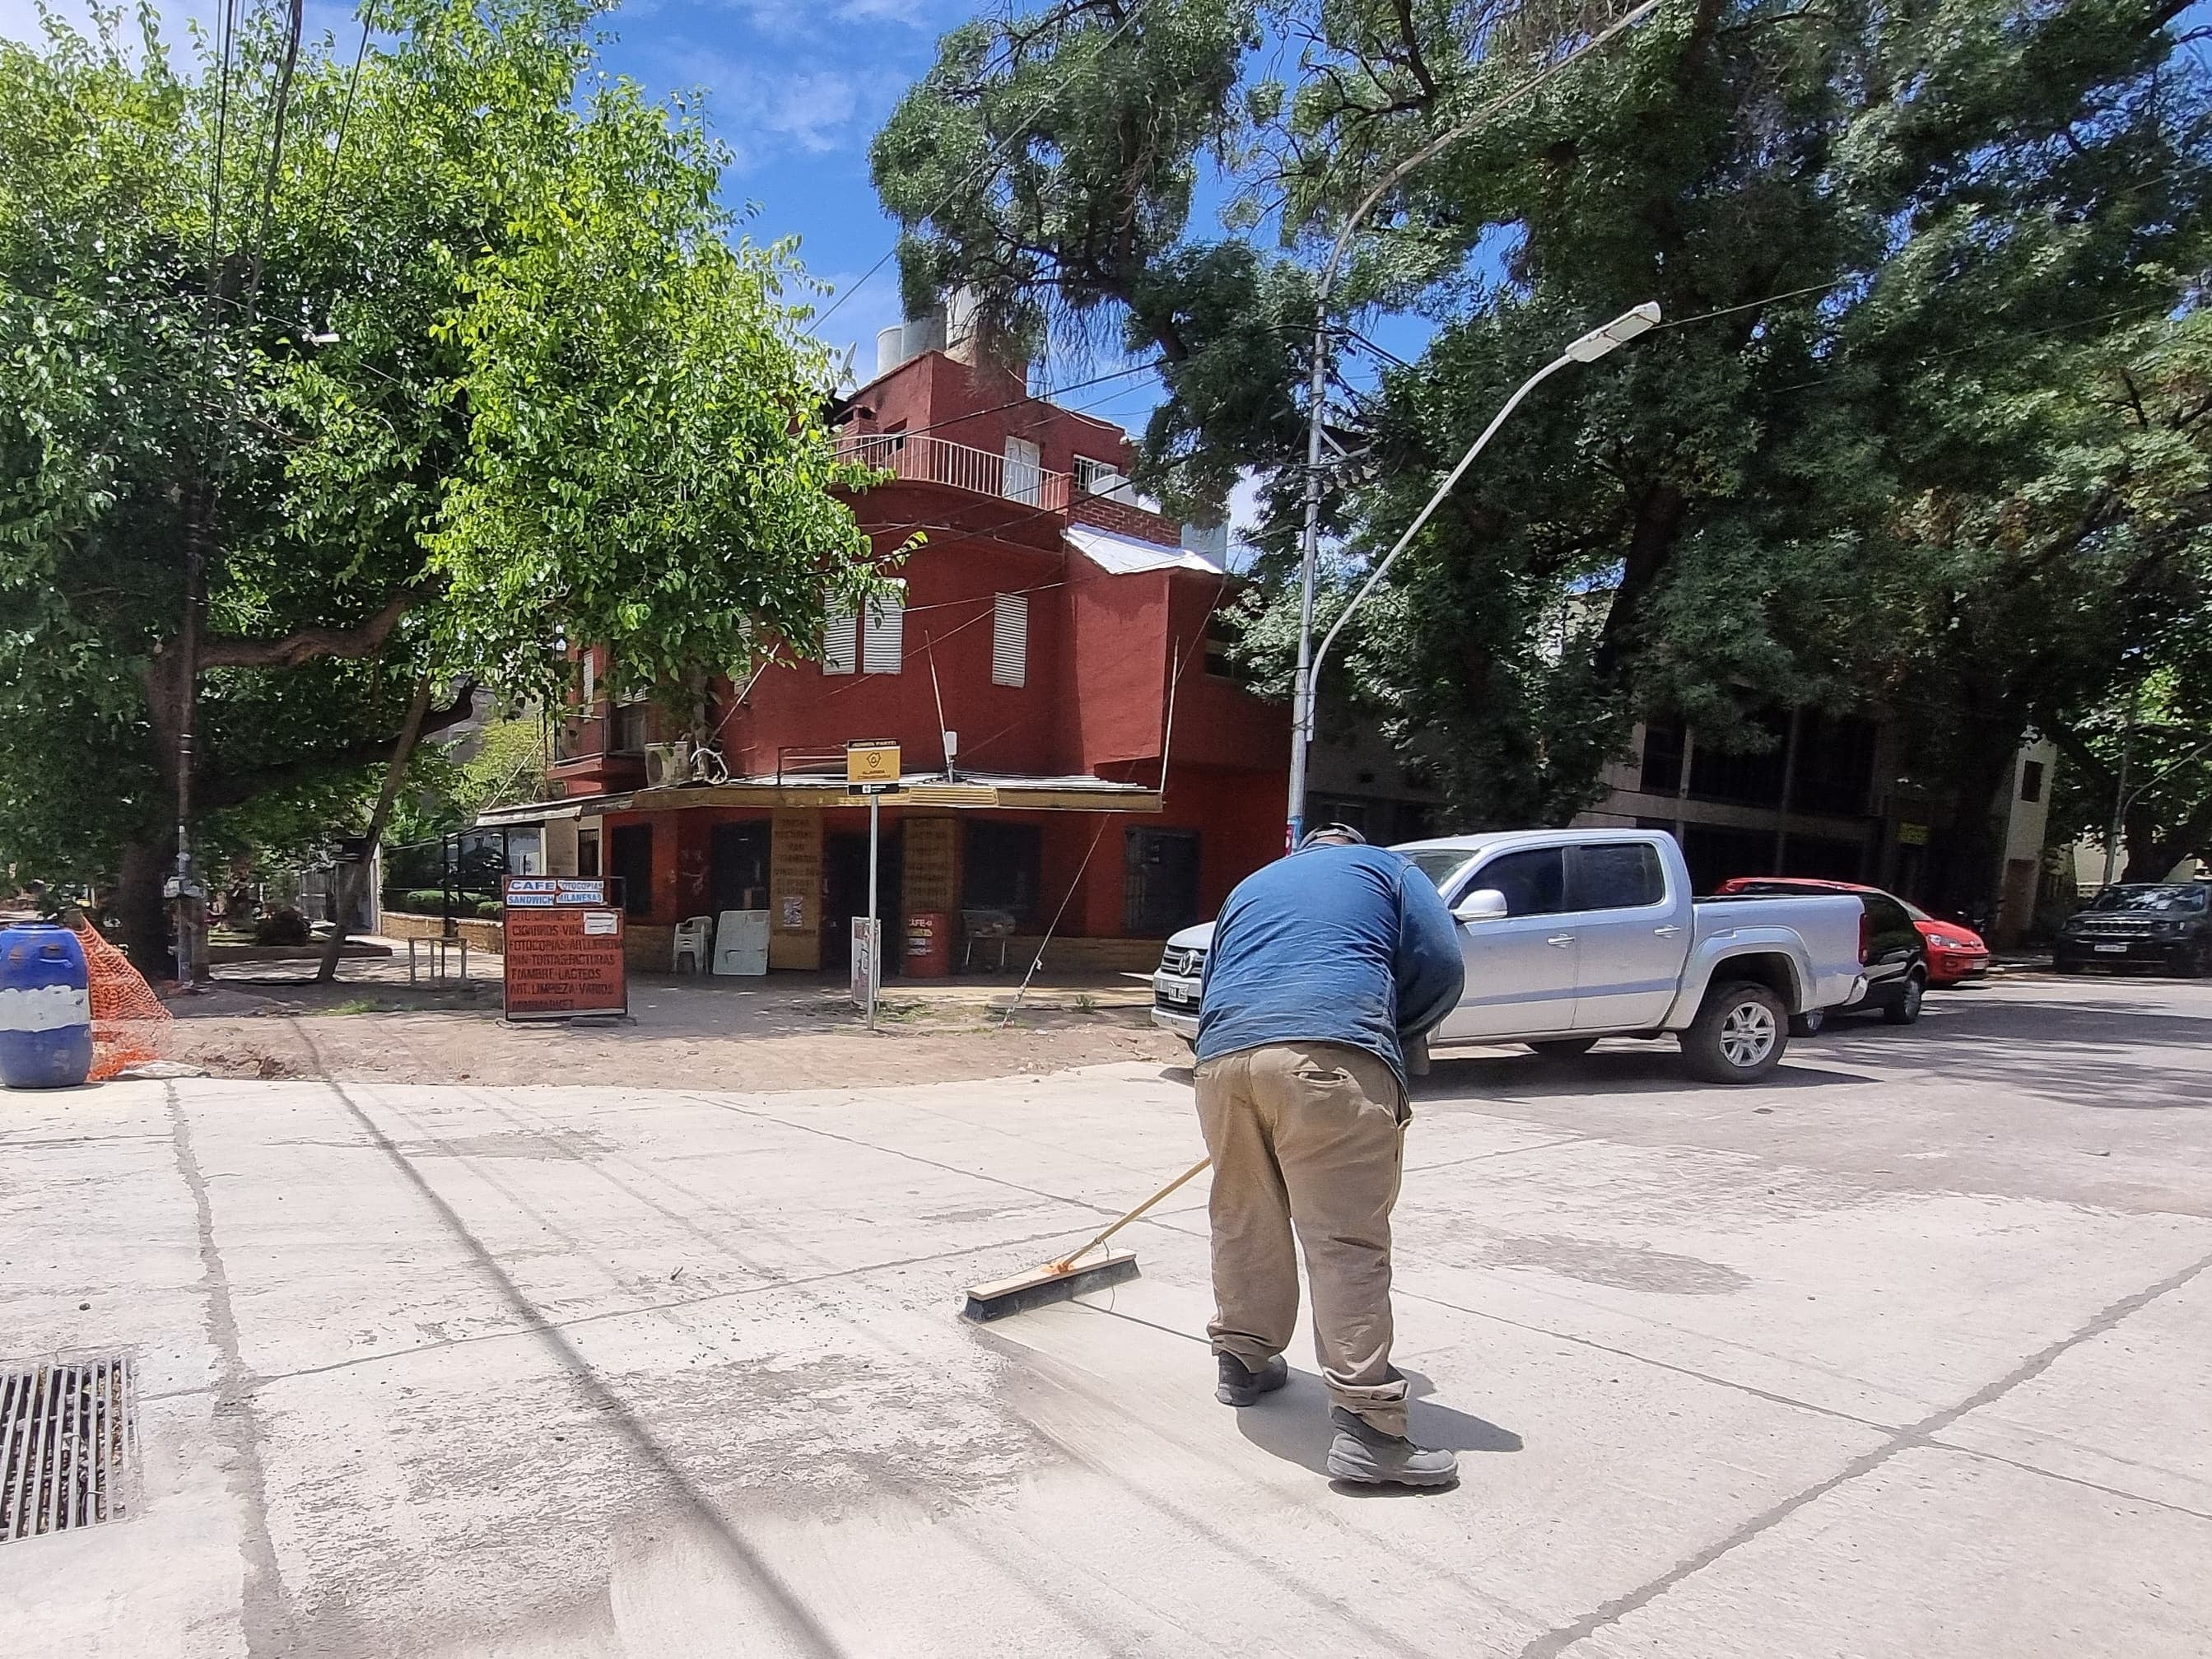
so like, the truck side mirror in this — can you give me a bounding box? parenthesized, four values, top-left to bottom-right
(1455, 888, 1509, 923)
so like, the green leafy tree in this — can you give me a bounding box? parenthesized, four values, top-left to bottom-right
(874, 0, 2211, 903)
(0, 0, 875, 969)
(385, 712, 548, 842)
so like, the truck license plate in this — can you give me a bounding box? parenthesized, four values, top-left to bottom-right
(2093, 943, 2128, 953)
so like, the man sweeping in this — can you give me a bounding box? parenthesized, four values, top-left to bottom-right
(1194, 823, 1465, 1486)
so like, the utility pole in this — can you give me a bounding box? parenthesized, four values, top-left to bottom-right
(865, 792, 880, 1032)
(2102, 690, 2139, 888)
(169, 529, 209, 990)
(1282, 0, 1660, 848)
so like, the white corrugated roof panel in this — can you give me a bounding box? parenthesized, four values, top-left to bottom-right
(1064, 522, 1224, 576)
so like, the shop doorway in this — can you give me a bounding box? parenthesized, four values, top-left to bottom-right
(1124, 827, 1201, 935)
(710, 821, 771, 915)
(824, 824, 903, 970)
(609, 823, 654, 916)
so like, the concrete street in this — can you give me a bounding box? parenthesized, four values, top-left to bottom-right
(3, 972, 2208, 1657)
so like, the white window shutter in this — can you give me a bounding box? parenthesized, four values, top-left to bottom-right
(862, 586, 905, 674)
(992, 593, 1027, 687)
(822, 609, 858, 675)
(1004, 436, 1042, 506)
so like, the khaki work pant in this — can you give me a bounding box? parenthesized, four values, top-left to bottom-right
(1193, 1041, 1410, 1436)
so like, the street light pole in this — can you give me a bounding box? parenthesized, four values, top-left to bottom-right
(2103, 688, 2140, 888)
(1281, 0, 1662, 849)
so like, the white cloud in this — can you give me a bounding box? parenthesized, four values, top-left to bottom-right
(647, 44, 908, 161)
(835, 0, 930, 26)
(724, 0, 938, 39)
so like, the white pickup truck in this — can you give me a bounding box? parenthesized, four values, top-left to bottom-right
(1150, 828, 1867, 1084)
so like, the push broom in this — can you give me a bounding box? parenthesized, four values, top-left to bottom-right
(962, 1155, 1213, 1321)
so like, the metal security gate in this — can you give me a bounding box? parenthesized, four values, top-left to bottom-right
(1, 1358, 137, 1543)
(1123, 828, 1201, 936)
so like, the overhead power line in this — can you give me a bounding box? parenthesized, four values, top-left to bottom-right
(314, 15, 375, 233)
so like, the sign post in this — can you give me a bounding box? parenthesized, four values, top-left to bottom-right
(845, 740, 900, 1031)
(501, 878, 627, 1021)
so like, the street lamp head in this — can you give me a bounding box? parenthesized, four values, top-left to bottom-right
(1562, 301, 1662, 362)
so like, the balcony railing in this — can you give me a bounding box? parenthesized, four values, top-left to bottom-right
(836, 431, 1071, 512)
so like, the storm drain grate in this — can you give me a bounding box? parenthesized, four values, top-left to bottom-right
(1, 1357, 137, 1543)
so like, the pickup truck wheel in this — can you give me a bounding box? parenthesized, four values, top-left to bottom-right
(1683, 981, 1788, 1084)
(1527, 1037, 1600, 1059)
(1881, 972, 1926, 1026)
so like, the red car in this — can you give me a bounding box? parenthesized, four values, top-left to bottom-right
(1713, 878, 1992, 986)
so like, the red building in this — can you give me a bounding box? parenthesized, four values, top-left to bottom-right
(505, 336, 1292, 973)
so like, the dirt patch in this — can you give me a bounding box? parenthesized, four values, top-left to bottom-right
(165, 968, 1185, 1091)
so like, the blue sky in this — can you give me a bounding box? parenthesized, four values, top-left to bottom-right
(579, 0, 1284, 524)
(589, 0, 971, 374)
(589, 0, 1216, 445)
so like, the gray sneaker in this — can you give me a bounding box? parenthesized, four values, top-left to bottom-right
(1215, 1352, 1288, 1406)
(1326, 1407, 1458, 1487)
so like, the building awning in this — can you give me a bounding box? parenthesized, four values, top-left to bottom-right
(606, 771, 1162, 815)
(1064, 522, 1224, 576)
(473, 798, 589, 828)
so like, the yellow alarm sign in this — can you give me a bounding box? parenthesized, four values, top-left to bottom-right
(846, 739, 901, 791)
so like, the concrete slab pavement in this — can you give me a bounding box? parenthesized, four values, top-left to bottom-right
(2, 975, 2207, 1656)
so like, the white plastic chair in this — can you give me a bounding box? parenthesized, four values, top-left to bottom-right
(672, 915, 715, 974)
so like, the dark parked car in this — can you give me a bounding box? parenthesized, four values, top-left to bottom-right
(2055, 883, 2212, 976)
(1721, 884, 1928, 1033)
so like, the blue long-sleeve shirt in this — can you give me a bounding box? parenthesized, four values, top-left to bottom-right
(1196, 843, 1465, 1087)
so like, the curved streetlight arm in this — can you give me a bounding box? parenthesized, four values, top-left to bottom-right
(2102, 720, 2212, 884)
(1300, 301, 1660, 763)
(2125, 734, 2212, 809)
(1306, 353, 1572, 706)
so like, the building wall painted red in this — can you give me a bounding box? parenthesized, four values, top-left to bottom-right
(547, 347, 1293, 945)
(1162, 570, 1280, 776)
(717, 484, 1069, 780)
(592, 779, 1280, 946)
(1054, 565, 1168, 773)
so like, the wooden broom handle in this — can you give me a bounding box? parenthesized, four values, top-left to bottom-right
(1051, 1156, 1213, 1273)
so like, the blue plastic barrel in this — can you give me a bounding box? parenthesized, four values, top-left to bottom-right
(0, 920, 94, 1088)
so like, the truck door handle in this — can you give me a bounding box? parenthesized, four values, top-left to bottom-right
(1545, 934, 1575, 948)
(1653, 925, 1683, 937)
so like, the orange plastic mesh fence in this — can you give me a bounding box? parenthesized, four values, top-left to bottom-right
(71, 922, 173, 1081)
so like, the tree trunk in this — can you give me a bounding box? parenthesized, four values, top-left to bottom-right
(1592, 482, 1687, 686)
(115, 841, 172, 980)
(316, 672, 437, 983)
(2122, 801, 2212, 884)
(1924, 715, 2022, 917)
